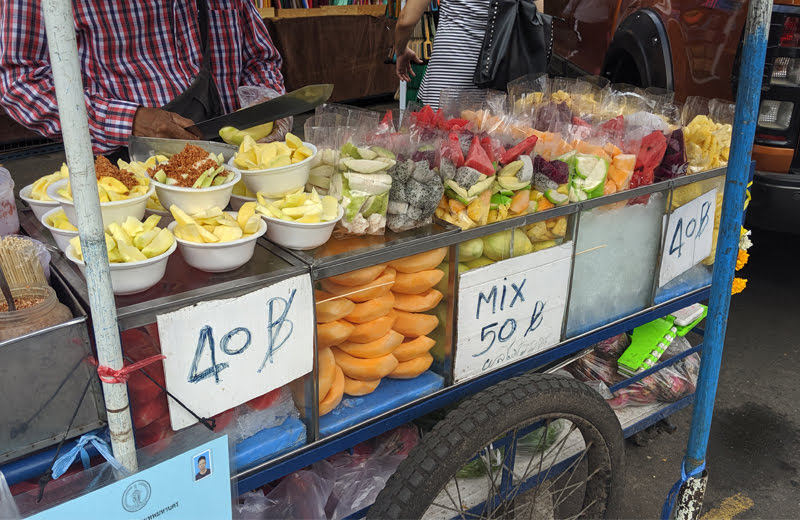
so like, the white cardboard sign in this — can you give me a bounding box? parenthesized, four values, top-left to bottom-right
(658, 188, 717, 287)
(454, 242, 573, 382)
(157, 274, 314, 430)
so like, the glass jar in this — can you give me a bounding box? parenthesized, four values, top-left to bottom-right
(0, 285, 73, 342)
(0, 167, 19, 236)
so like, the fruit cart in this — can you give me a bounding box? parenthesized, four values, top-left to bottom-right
(0, 0, 770, 517)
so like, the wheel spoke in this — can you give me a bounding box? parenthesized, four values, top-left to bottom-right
(529, 421, 577, 517)
(430, 497, 485, 519)
(549, 440, 594, 508)
(565, 498, 599, 520)
(441, 483, 468, 519)
(552, 466, 603, 511)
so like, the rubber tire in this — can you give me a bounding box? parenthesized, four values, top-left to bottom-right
(368, 373, 625, 519)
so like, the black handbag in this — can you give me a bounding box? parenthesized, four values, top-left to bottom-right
(473, 0, 553, 91)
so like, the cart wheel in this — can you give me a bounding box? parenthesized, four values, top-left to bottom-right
(368, 374, 625, 519)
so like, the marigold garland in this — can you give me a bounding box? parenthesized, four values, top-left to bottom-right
(735, 249, 749, 271)
(732, 278, 747, 295)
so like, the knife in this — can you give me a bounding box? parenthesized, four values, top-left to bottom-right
(186, 84, 334, 141)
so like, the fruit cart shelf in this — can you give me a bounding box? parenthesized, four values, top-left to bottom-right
(17, 209, 310, 332)
(235, 286, 709, 494)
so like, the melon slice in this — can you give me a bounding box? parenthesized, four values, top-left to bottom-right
(321, 267, 396, 302)
(319, 366, 344, 416)
(317, 320, 354, 349)
(315, 290, 356, 323)
(318, 347, 336, 399)
(345, 291, 395, 324)
(393, 310, 439, 337)
(392, 269, 445, 295)
(388, 353, 434, 379)
(331, 348, 399, 381)
(388, 247, 448, 273)
(393, 335, 436, 362)
(336, 330, 404, 359)
(347, 310, 397, 343)
(343, 375, 381, 396)
(393, 288, 444, 313)
(326, 263, 387, 286)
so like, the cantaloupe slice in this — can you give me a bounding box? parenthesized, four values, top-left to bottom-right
(315, 290, 356, 323)
(321, 268, 396, 302)
(388, 353, 433, 379)
(388, 247, 448, 273)
(318, 347, 336, 399)
(319, 366, 344, 416)
(343, 375, 381, 396)
(337, 330, 404, 359)
(345, 291, 395, 324)
(393, 288, 444, 313)
(317, 320, 355, 349)
(326, 263, 387, 286)
(393, 309, 439, 337)
(348, 310, 397, 343)
(331, 347, 399, 381)
(392, 269, 444, 295)
(393, 335, 436, 362)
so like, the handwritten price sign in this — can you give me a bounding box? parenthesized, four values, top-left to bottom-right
(454, 243, 572, 382)
(157, 274, 314, 430)
(658, 188, 717, 287)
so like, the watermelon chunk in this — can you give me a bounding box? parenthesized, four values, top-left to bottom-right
(465, 137, 496, 175)
(246, 388, 282, 410)
(444, 118, 470, 131)
(629, 131, 667, 205)
(601, 115, 625, 134)
(442, 133, 465, 167)
(480, 136, 505, 165)
(413, 105, 435, 127)
(501, 134, 539, 165)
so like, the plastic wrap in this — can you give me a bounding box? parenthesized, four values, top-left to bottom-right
(682, 96, 733, 173)
(0, 471, 20, 520)
(508, 73, 550, 117)
(236, 86, 291, 143)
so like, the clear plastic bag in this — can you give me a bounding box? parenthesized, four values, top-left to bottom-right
(508, 72, 550, 117)
(0, 471, 20, 520)
(237, 461, 335, 520)
(236, 86, 291, 143)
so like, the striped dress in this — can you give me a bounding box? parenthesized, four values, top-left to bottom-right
(418, 0, 490, 109)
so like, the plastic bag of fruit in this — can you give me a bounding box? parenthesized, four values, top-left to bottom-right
(682, 96, 733, 173)
(508, 72, 550, 117)
(653, 101, 689, 182)
(386, 133, 444, 233)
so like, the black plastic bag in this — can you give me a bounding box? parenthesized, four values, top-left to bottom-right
(473, 0, 553, 91)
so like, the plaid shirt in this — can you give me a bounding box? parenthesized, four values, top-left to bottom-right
(0, 0, 284, 154)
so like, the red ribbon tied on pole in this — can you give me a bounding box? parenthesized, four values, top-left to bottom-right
(86, 354, 166, 384)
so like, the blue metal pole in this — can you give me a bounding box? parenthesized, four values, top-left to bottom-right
(683, 0, 771, 473)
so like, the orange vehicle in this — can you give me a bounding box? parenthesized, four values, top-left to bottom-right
(546, 0, 800, 232)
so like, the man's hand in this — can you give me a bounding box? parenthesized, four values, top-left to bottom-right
(396, 47, 423, 82)
(257, 116, 293, 143)
(132, 107, 200, 140)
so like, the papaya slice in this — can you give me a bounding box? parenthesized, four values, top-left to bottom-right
(317, 320, 354, 349)
(326, 263, 387, 286)
(315, 290, 356, 323)
(345, 291, 395, 324)
(388, 353, 434, 379)
(388, 247, 448, 273)
(393, 288, 444, 313)
(318, 347, 336, 399)
(319, 366, 344, 416)
(393, 309, 439, 337)
(348, 310, 397, 343)
(392, 269, 445, 295)
(337, 330, 404, 359)
(321, 267, 396, 302)
(393, 335, 436, 362)
(343, 375, 381, 396)
(331, 347, 399, 381)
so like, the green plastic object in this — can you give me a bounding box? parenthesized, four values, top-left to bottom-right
(617, 304, 707, 377)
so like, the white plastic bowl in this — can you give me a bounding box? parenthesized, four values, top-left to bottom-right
(65, 240, 177, 295)
(259, 206, 343, 250)
(47, 179, 155, 228)
(228, 143, 317, 199)
(40, 207, 79, 253)
(228, 193, 256, 212)
(151, 168, 241, 215)
(144, 206, 175, 227)
(19, 184, 59, 221)
(167, 212, 267, 272)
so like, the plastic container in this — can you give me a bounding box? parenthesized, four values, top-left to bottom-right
(0, 168, 19, 236)
(151, 169, 241, 215)
(229, 193, 256, 211)
(65, 240, 177, 295)
(40, 207, 79, 253)
(19, 184, 59, 221)
(167, 213, 267, 272)
(0, 285, 72, 342)
(260, 206, 343, 250)
(229, 143, 317, 198)
(47, 179, 155, 228)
